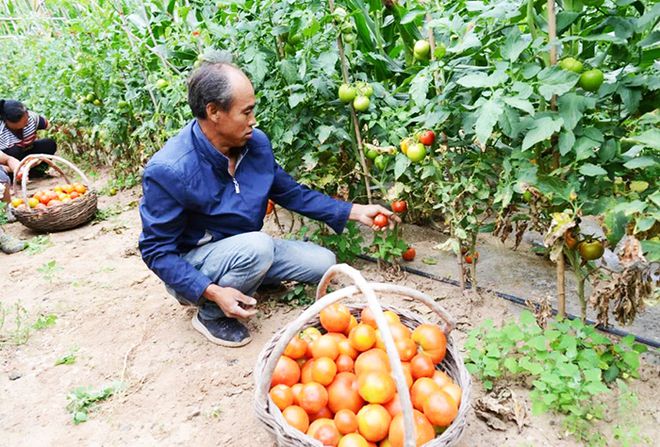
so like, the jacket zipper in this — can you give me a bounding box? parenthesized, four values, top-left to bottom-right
(230, 150, 247, 194)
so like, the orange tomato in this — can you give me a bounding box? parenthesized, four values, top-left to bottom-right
(269, 384, 293, 410)
(334, 408, 358, 435)
(357, 370, 396, 404)
(400, 362, 413, 389)
(309, 406, 333, 422)
(301, 326, 322, 358)
(338, 339, 359, 360)
(311, 356, 338, 386)
(423, 389, 458, 427)
(301, 359, 314, 383)
(410, 377, 441, 411)
(387, 410, 435, 447)
(349, 323, 376, 352)
(27, 197, 39, 208)
(73, 183, 87, 194)
(442, 382, 462, 407)
(383, 393, 402, 417)
(10, 198, 23, 208)
(47, 199, 63, 207)
(356, 404, 392, 442)
(360, 307, 377, 328)
(410, 353, 435, 380)
(320, 303, 352, 333)
(299, 382, 329, 415)
(282, 405, 309, 433)
(310, 334, 340, 360)
(344, 314, 358, 336)
(62, 184, 74, 194)
(354, 349, 391, 376)
(284, 336, 308, 360)
(431, 370, 453, 389)
(69, 191, 80, 199)
(271, 356, 301, 387)
(383, 310, 400, 325)
(308, 418, 341, 447)
(411, 323, 447, 364)
(394, 338, 417, 362)
(338, 432, 370, 447)
(266, 199, 275, 215)
(327, 372, 364, 414)
(291, 383, 304, 405)
(336, 354, 355, 373)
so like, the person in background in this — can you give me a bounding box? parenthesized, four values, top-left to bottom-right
(0, 99, 57, 177)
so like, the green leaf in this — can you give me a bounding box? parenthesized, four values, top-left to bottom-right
(519, 310, 536, 325)
(557, 93, 596, 130)
(317, 125, 333, 144)
(603, 364, 620, 383)
(537, 67, 580, 101)
(288, 92, 306, 108)
(394, 153, 411, 180)
(501, 28, 529, 63)
(528, 335, 547, 351)
(457, 70, 508, 88)
(410, 69, 430, 106)
(623, 156, 657, 169)
(629, 129, 660, 149)
(503, 97, 535, 115)
(522, 116, 563, 150)
(475, 99, 504, 144)
(584, 382, 609, 395)
(621, 351, 640, 371)
(558, 131, 575, 156)
(503, 357, 518, 373)
(579, 163, 608, 176)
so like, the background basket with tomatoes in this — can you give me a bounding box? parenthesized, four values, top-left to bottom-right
(11, 154, 98, 232)
(254, 264, 471, 447)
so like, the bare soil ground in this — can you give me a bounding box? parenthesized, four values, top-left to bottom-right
(1, 173, 658, 446)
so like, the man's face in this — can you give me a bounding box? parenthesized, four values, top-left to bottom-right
(208, 70, 257, 149)
(5, 112, 28, 131)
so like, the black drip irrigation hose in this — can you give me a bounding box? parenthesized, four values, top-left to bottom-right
(357, 254, 660, 349)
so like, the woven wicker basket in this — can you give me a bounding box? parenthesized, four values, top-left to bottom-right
(254, 264, 471, 447)
(11, 154, 98, 232)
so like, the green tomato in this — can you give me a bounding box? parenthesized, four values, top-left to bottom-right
(117, 100, 128, 109)
(406, 143, 427, 163)
(579, 69, 604, 92)
(578, 240, 604, 261)
(155, 78, 169, 90)
(342, 32, 356, 44)
(357, 82, 373, 98)
(559, 57, 583, 73)
(93, 99, 102, 106)
(338, 84, 357, 103)
(288, 33, 302, 45)
(86, 93, 96, 102)
(413, 40, 430, 61)
(374, 154, 388, 170)
(333, 7, 347, 22)
(353, 95, 370, 112)
(434, 43, 447, 60)
(366, 149, 378, 160)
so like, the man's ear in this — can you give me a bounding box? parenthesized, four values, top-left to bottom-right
(205, 102, 222, 123)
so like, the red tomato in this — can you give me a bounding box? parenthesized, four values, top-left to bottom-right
(391, 200, 407, 213)
(373, 213, 388, 228)
(465, 252, 479, 264)
(419, 130, 435, 146)
(402, 247, 416, 262)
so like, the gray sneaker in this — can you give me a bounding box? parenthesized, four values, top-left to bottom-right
(5, 207, 16, 223)
(0, 231, 25, 254)
(191, 310, 252, 347)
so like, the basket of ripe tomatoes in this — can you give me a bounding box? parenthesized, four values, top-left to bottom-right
(10, 154, 98, 232)
(254, 264, 471, 447)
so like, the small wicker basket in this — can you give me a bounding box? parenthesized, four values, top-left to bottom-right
(254, 264, 471, 447)
(11, 154, 98, 232)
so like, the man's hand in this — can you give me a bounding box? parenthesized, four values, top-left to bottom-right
(202, 284, 258, 319)
(349, 203, 401, 231)
(7, 157, 20, 175)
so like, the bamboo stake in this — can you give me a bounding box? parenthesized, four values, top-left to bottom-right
(328, 0, 372, 204)
(557, 251, 566, 318)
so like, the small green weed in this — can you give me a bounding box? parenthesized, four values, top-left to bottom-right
(25, 235, 53, 255)
(55, 348, 78, 366)
(33, 313, 57, 330)
(0, 302, 31, 345)
(93, 204, 123, 222)
(298, 221, 364, 263)
(279, 284, 314, 307)
(465, 311, 648, 445)
(66, 382, 123, 424)
(38, 260, 61, 282)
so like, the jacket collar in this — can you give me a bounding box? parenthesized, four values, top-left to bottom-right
(190, 120, 250, 173)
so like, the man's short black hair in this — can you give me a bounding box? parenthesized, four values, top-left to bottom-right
(0, 99, 27, 123)
(187, 51, 239, 119)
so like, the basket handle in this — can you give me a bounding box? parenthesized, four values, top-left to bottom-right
(316, 265, 456, 334)
(259, 264, 417, 447)
(12, 154, 91, 203)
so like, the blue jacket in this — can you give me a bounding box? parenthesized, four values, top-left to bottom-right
(139, 120, 352, 304)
